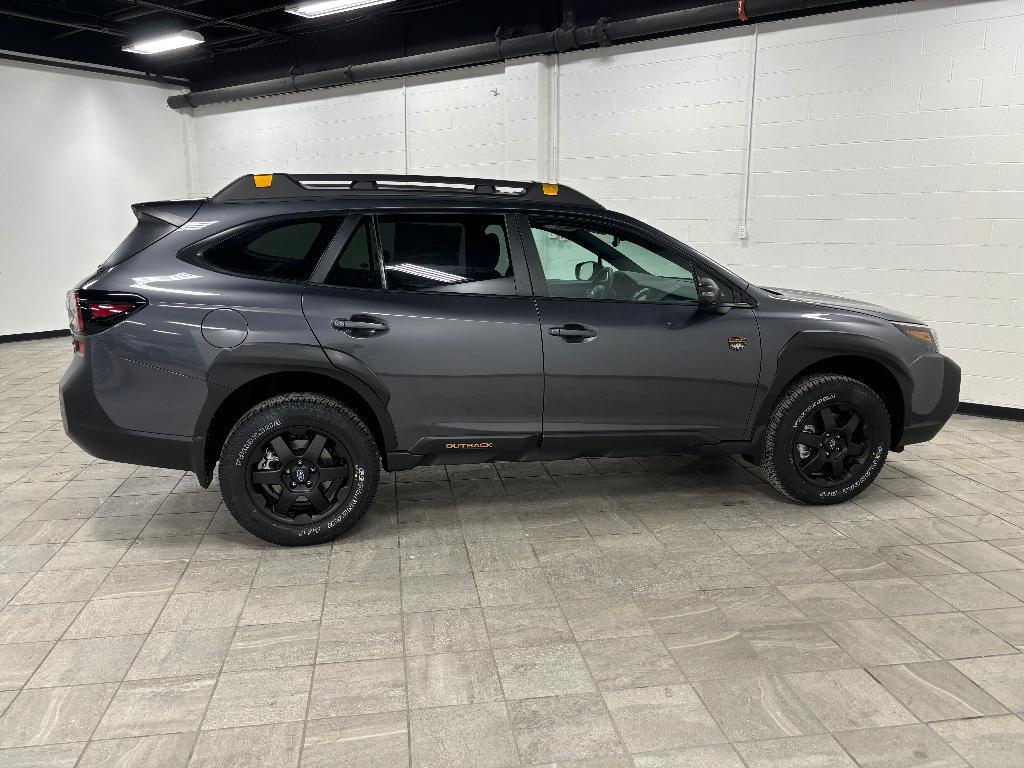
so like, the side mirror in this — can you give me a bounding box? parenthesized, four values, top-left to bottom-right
(698, 277, 722, 306)
(698, 276, 731, 314)
(575, 261, 598, 281)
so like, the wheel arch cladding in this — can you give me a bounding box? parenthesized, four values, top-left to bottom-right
(756, 332, 910, 448)
(201, 371, 394, 484)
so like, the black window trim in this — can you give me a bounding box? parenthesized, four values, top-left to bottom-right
(307, 209, 533, 299)
(178, 212, 345, 286)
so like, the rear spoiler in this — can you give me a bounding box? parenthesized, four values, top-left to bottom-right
(132, 199, 204, 227)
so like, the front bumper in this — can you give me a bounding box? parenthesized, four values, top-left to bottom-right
(900, 353, 961, 446)
(60, 349, 195, 471)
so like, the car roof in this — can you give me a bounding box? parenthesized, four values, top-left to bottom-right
(210, 173, 604, 209)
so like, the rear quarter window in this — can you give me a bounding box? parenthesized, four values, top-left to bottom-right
(198, 219, 338, 281)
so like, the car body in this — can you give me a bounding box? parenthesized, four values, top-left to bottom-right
(60, 173, 960, 543)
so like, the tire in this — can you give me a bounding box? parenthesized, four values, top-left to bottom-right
(760, 374, 890, 505)
(218, 393, 380, 545)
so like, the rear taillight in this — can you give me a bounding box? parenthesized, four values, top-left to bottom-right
(66, 290, 147, 336)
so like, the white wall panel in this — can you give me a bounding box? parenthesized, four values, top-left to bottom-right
(0, 61, 188, 336)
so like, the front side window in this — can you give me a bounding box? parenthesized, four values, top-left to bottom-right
(200, 219, 337, 281)
(528, 217, 698, 304)
(376, 214, 515, 294)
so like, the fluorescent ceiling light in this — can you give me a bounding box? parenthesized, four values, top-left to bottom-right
(285, 0, 397, 19)
(122, 30, 204, 55)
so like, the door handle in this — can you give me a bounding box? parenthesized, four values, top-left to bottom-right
(332, 315, 389, 335)
(548, 324, 597, 342)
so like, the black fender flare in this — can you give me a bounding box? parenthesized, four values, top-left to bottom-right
(191, 343, 396, 483)
(748, 330, 913, 445)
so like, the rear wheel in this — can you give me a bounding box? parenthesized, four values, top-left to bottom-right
(219, 393, 380, 545)
(761, 374, 889, 504)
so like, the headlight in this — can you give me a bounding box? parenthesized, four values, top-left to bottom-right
(894, 322, 939, 352)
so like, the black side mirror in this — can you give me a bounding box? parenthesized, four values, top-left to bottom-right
(575, 261, 598, 281)
(698, 277, 722, 306)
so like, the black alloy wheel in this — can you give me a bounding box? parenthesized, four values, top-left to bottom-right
(792, 401, 873, 487)
(248, 426, 354, 525)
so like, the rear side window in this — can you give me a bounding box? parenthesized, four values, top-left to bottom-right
(323, 219, 383, 290)
(199, 219, 337, 281)
(376, 214, 514, 293)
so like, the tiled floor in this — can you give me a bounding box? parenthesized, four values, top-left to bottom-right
(1, 337, 1022, 767)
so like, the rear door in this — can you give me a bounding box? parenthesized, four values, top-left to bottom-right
(302, 211, 544, 456)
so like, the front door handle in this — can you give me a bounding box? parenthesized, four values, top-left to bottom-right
(548, 323, 597, 342)
(332, 315, 389, 336)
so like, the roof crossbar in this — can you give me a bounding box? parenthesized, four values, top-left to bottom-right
(211, 173, 603, 208)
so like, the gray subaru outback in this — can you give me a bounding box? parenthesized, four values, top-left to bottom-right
(60, 173, 960, 545)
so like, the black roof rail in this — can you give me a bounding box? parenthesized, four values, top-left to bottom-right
(211, 173, 603, 208)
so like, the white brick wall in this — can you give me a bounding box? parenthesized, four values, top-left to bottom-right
(188, 0, 1024, 409)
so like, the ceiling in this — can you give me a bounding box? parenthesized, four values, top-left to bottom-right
(0, 0, 718, 91)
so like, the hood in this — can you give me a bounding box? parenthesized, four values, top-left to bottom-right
(762, 287, 924, 324)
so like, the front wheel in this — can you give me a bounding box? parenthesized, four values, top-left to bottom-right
(761, 374, 890, 505)
(219, 393, 380, 545)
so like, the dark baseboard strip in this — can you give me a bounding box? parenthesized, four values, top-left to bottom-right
(957, 402, 1024, 422)
(0, 329, 70, 343)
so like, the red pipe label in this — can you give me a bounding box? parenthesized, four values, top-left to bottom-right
(738, 0, 749, 21)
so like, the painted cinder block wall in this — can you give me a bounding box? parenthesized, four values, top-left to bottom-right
(187, 0, 1024, 409)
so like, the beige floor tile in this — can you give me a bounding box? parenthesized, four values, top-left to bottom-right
(930, 714, 1024, 768)
(190, 721, 302, 767)
(694, 675, 823, 741)
(734, 735, 857, 767)
(77, 732, 195, 768)
(604, 684, 725, 753)
(508, 693, 623, 764)
(302, 711, 408, 768)
(783, 668, 916, 731)
(493, 642, 595, 699)
(127, 628, 232, 680)
(406, 650, 502, 708)
(308, 658, 405, 718)
(896, 613, 1017, 659)
(869, 660, 1008, 721)
(95, 675, 215, 738)
(202, 666, 312, 729)
(27, 634, 143, 687)
(412, 702, 517, 768)
(0, 682, 118, 747)
(223, 621, 319, 672)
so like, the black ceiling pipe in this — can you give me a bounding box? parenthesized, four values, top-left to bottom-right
(0, 8, 127, 37)
(167, 0, 882, 109)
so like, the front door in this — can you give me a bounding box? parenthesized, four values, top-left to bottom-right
(519, 213, 761, 451)
(302, 212, 543, 455)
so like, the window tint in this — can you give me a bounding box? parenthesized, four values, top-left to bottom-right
(201, 219, 336, 281)
(377, 214, 515, 294)
(528, 218, 698, 304)
(323, 219, 383, 290)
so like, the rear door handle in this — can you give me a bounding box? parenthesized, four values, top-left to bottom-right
(332, 315, 389, 336)
(548, 324, 597, 342)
